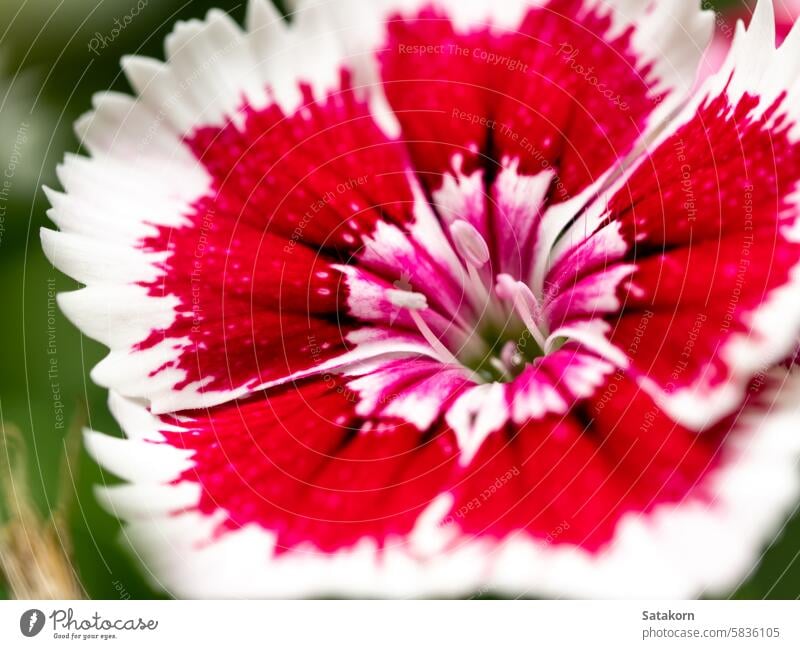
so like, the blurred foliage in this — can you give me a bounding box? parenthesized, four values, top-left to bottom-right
(0, 0, 797, 600)
(1, 421, 83, 599)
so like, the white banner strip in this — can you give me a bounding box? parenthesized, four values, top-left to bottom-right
(1, 600, 798, 648)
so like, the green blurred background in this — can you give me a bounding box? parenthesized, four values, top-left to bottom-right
(1, 0, 798, 600)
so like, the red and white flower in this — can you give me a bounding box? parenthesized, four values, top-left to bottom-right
(43, 0, 800, 597)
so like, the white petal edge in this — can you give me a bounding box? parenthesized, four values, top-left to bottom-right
(88, 368, 800, 598)
(42, 0, 399, 414)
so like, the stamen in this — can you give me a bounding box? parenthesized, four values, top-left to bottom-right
(450, 220, 493, 311)
(496, 274, 541, 318)
(488, 357, 512, 382)
(500, 340, 524, 372)
(450, 220, 490, 269)
(387, 289, 463, 367)
(495, 274, 547, 350)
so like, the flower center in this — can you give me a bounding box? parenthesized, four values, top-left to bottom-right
(388, 220, 554, 383)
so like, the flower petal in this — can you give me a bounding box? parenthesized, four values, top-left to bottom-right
(373, 0, 713, 290)
(90, 367, 800, 598)
(545, 0, 800, 427)
(378, 0, 711, 197)
(44, 8, 458, 413)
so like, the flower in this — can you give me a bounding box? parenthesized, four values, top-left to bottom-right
(42, 0, 800, 598)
